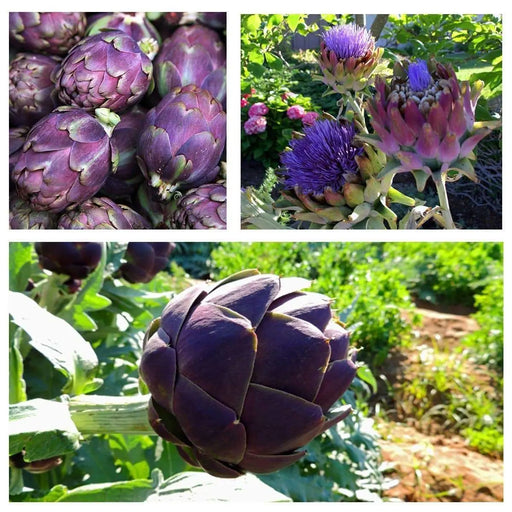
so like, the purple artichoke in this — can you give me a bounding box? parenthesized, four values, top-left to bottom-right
(140, 269, 357, 477)
(9, 53, 60, 127)
(100, 107, 147, 200)
(9, 12, 87, 55)
(52, 30, 153, 112)
(57, 197, 151, 229)
(86, 12, 161, 59)
(362, 59, 494, 187)
(318, 23, 383, 93)
(12, 107, 119, 213)
(120, 242, 176, 283)
(35, 242, 102, 279)
(137, 85, 226, 198)
(9, 196, 58, 229)
(9, 127, 28, 189)
(155, 24, 226, 105)
(172, 182, 226, 229)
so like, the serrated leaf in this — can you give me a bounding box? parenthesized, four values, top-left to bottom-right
(9, 291, 100, 396)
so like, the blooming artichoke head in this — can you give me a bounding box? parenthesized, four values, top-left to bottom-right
(52, 30, 153, 112)
(318, 23, 383, 93)
(137, 85, 226, 199)
(155, 24, 226, 106)
(363, 58, 496, 188)
(172, 182, 227, 229)
(140, 269, 357, 477)
(9, 12, 87, 55)
(13, 107, 119, 213)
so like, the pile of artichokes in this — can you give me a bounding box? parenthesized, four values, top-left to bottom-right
(9, 12, 227, 230)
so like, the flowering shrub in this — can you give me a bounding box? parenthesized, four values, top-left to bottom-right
(242, 16, 501, 229)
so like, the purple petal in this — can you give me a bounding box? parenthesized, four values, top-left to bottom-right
(438, 132, 461, 163)
(415, 123, 439, 159)
(240, 450, 306, 474)
(194, 451, 245, 478)
(427, 103, 448, 139)
(460, 129, 491, 158)
(324, 321, 350, 361)
(176, 302, 257, 416)
(173, 375, 247, 464)
(314, 358, 357, 412)
(253, 312, 330, 402)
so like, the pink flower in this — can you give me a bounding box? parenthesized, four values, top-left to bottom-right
(281, 91, 298, 101)
(244, 115, 267, 135)
(241, 97, 249, 107)
(248, 102, 269, 117)
(302, 111, 320, 126)
(286, 105, 306, 120)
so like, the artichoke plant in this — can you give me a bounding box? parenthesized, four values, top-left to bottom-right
(155, 24, 226, 105)
(12, 107, 119, 213)
(52, 30, 153, 112)
(9, 53, 60, 127)
(9, 12, 87, 55)
(35, 242, 103, 279)
(120, 242, 176, 283)
(137, 84, 226, 198)
(140, 269, 358, 477)
(172, 182, 227, 229)
(57, 197, 151, 229)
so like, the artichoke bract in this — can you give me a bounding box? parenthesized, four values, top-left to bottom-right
(35, 242, 102, 279)
(100, 107, 147, 200)
(140, 269, 357, 477)
(9, 197, 58, 229)
(155, 24, 226, 105)
(57, 197, 151, 229)
(52, 30, 153, 112)
(120, 242, 176, 283)
(12, 107, 118, 213)
(172, 182, 227, 229)
(137, 85, 226, 198)
(9, 53, 60, 127)
(9, 12, 87, 55)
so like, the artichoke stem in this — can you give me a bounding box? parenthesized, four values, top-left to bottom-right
(431, 170, 456, 229)
(68, 394, 153, 436)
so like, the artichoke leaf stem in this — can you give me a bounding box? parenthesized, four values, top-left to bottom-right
(68, 394, 154, 436)
(337, 91, 368, 134)
(431, 170, 456, 229)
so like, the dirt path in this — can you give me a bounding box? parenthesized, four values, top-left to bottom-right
(374, 306, 504, 502)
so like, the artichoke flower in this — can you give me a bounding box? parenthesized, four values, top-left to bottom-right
(9, 53, 60, 127)
(155, 24, 226, 105)
(362, 58, 497, 189)
(137, 85, 226, 199)
(172, 182, 227, 229)
(120, 242, 176, 283)
(52, 30, 153, 112)
(9, 12, 87, 55)
(57, 197, 151, 229)
(13, 107, 119, 213)
(35, 242, 103, 279)
(317, 23, 383, 93)
(140, 269, 357, 477)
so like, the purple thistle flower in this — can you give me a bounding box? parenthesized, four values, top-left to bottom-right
(322, 23, 375, 60)
(281, 120, 363, 195)
(407, 59, 432, 91)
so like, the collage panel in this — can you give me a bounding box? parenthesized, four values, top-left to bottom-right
(9, 12, 227, 230)
(240, 14, 502, 230)
(8, 241, 504, 501)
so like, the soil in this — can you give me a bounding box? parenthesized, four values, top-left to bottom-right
(373, 304, 504, 502)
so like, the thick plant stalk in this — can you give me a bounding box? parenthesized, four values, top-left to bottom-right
(68, 394, 153, 436)
(431, 171, 456, 229)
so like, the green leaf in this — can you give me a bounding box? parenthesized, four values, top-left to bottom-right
(9, 291, 101, 396)
(9, 398, 81, 461)
(265, 51, 283, 70)
(9, 322, 26, 404)
(286, 14, 303, 32)
(243, 14, 261, 33)
(267, 14, 284, 28)
(9, 242, 37, 292)
(356, 365, 378, 393)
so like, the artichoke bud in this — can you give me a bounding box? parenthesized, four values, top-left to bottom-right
(343, 183, 365, 207)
